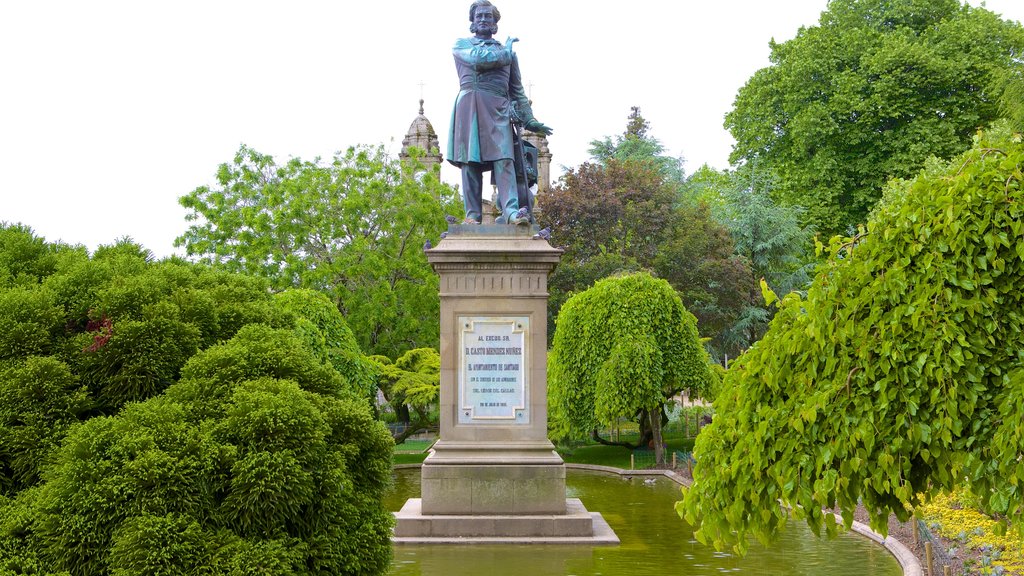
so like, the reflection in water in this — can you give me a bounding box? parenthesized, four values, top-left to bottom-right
(387, 469, 902, 576)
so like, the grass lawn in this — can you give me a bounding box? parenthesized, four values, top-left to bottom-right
(393, 452, 429, 465)
(393, 438, 435, 453)
(557, 437, 696, 469)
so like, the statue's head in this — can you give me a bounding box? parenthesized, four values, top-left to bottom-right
(469, 1, 499, 37)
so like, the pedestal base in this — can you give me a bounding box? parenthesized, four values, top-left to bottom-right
(421, 441, 567, 515)
(393, 498, 619, 544)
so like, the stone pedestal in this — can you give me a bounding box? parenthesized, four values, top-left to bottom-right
(393, 224, 616, 544)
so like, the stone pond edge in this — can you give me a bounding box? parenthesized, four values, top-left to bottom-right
(393, 462, 923, 575)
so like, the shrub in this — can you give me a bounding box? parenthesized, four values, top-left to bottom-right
(274, 289, 376, 400)
(32, 326, 393, 575)
(0, 287, 63, 361)
(0, 357, 90, 495)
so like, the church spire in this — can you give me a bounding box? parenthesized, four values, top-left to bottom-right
(400, 98, 442, 169)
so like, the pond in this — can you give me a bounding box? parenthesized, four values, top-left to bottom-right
(386, 468, 903, 576)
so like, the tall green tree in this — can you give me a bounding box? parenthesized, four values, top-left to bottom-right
(540, 159, 674, 266)
(540, 116, 754, 361)
(549, 273, 716, 465)
(994, 63, 1024, 132)
(727, 0, 1024, 236)
(680, 125, 1024, 554)
(588, 107, 685, 183)
(537, 157, 673, 341)
(652, 201, 757, 359)
(683, 165, 816, 354)
(176, 144, 460, 358)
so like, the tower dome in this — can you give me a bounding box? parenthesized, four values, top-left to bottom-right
(400, 99, 442, 168)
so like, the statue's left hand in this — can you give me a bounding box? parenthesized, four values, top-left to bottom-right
(505, 37, 519, 51)
(526, 119, 553, 136)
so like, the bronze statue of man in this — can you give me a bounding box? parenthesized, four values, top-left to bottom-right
(446, 0, 553, 226)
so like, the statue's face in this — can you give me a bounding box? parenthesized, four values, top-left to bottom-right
(472, 6, 497, 38)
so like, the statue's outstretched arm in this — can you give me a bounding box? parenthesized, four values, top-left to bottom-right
(509, 53, 553, 136)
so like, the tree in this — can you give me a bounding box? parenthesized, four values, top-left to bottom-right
(540, 158, 675, 266)
(369, 347, 440, 444)
(588, 107, 685, 183)
(176, 144, 461, 358)
(0, 230, 395, 574)
(537, 157, 675, 342)
(652, 202, 757, 360)
(273, 289, 376, 401)
(538, 158, 756, 361)
(544, 110, 769, 360)
(727, 0, 1024, 236)
(549, 272, 716, 465)
(24, 325, 393, 575)
(0, 223, 75, 288)
(682, 165, 816, 353)
(994, 62, 1024, 132)
(543, 112, 783, 362)
(679, 125, 1024, 554)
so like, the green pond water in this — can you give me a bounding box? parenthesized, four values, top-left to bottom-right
(386, 468, 903, 576)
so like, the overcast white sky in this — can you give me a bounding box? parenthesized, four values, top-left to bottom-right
(2, 1, 1022, 257)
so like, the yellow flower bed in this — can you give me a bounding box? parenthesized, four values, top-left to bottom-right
(919, 491, 1024, 574)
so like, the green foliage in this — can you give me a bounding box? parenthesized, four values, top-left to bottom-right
(588, 107, 685, 183)
(371, 348, 440, 443)
(539, 156, 752, 360)
(74, 314, 201, 412)
(0, 224, 88, 291)
(994, 62, 1024, 133)
(176, 144, 461, 358)
(274, 289, 376, 400)
(391, 348, 440, 408)
(680, 126, 1024, 554)
(652, 201, 758, 360)
(682, 165, 816, 353)
(545, 250, 643, 348)
(30, 326, 393, 576)
(540, 157, 675, 266)
(0, 357, 89, 495)
(52, 257, 290, 412)
(0, 286, 63, 361)
(550, 272, 714, 434)
(544, 111, 760, 359)
(0, 487, 71, 576)
(170, 324, 352, 414)
(107, 514, 211, 576)
(0, 232, 394, 574)
(727, 0, 1024, 235)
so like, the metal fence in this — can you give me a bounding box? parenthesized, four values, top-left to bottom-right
(627, 449, 695, 470)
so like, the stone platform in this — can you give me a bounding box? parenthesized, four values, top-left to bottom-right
(393, 498, 619, 545)
(420, 441, 566, 515)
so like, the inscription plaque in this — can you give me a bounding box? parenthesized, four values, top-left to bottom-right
(458, 316, 529, 424)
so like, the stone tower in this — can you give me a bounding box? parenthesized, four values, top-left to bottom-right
(522, 130, 552, 193)
(400, 99, 443, 169)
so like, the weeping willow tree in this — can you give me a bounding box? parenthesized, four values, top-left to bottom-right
(680, 124, 1024, 554)
(548, 272, 716, 466)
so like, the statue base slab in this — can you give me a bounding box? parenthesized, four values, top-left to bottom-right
(393, 498, 618, 544)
